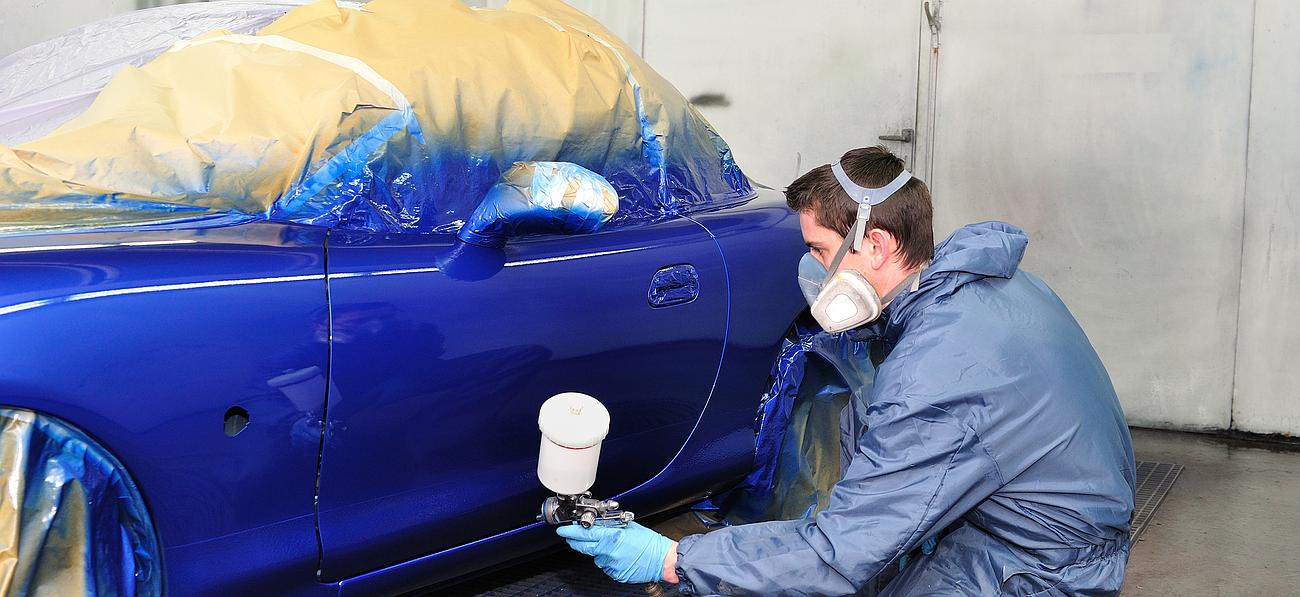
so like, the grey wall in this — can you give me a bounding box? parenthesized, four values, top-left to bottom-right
(926, 1, 1255, 431)
(640, 0, 924, 185)
(1233, 0, 1300, 435)
(577, 0, 1299, 435)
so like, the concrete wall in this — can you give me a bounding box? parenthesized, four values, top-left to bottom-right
(576, 1, 1299, 435)
(925, 1, 1255, 431)
(640, 1, 924, 185)
(1232, 0, 1300, 435)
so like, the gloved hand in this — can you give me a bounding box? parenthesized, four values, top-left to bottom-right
(556, 522, 674, 584)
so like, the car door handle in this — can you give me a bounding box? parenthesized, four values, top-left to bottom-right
(648, 264, 700, 308)
(878, 128, 914, 143)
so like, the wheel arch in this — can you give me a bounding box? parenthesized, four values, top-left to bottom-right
(0, 402, 166, 596)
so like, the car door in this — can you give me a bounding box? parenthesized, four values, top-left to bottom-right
(315, 216, 727, 581)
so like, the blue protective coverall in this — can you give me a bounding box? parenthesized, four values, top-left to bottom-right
(675, 222, 1136, 596)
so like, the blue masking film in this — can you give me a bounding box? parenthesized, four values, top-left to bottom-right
(716, 326, 876, 525)
(0, 408, 161, 597)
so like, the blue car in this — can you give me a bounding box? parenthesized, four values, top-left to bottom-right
(0, 1, 806, 595)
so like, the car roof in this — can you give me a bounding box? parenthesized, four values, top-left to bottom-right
(0, 0, 750, 237)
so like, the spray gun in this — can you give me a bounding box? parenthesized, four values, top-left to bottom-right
(537, 393, 667, 596)
(536, 392, 635, 528)
(540, 493, 634, 528)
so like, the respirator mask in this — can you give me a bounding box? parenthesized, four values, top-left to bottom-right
(798, 162, 918, 333)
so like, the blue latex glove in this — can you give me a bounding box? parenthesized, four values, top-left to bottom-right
(556, 522, 673, 584)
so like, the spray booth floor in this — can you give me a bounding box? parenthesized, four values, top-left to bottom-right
(1122, 428, 1300, 596)
(440, 428, 1299, 596)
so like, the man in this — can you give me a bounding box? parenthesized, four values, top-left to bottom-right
(559, 146, 1136, 595)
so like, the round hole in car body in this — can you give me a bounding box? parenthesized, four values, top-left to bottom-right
(224, 406, 250, 437)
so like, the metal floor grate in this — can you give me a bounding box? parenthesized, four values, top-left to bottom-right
(1131, 460, 1183, 540)
(440, 548, 685, 597)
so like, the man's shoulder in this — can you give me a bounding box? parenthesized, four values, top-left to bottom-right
(908, 268, 1070, 332)
(878, 274, 1054, 392)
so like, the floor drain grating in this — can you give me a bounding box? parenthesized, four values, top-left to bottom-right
(1131, 460, 1183, 541)
(440, 548, 685, 597)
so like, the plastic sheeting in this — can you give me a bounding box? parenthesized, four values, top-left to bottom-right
(714, 325, 876, 525)
(0, 408, 161, 597)
(647, 264, 700, 308)
(0, 1, 310, 146)
(0, 0, 750, 236)
(458, 161, 618, 249)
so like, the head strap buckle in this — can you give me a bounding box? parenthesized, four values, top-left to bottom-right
(831, 161, 912, 252)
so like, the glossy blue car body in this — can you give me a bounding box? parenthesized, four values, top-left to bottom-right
(0, 189, 805, 595)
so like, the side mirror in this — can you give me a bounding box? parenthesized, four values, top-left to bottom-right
(456, 161, 620, 249)
(434, 241, 506, 281)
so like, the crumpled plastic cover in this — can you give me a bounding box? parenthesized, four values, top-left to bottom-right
(458, 161, 619, 248)
(0, 0, 309, 146)
(0, 408, 161, 597)
(717, 325, 876, 524)
(647, 264, 700, 308)
(0, 0, 749, 235)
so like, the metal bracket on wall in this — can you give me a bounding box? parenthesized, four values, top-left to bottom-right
(924, 1, 943, 49)
(879, 128, 915, 143)
(915, 0, 944, 185)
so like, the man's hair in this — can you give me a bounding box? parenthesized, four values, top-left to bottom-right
(785, 146, 934, 269)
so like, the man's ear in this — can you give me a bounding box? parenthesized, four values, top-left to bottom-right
(865, 227, 895, 270)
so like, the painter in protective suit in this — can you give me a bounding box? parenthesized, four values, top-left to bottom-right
(674, 220, 1136, 595)
(558, 147, 1136, 596)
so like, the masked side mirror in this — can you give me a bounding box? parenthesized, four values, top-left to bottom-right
(456, 161, 620, 249)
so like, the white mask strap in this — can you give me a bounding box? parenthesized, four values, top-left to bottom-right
(880, 265, 924, 306)
(820, 221, 859, 288)
(830, 162, 913, 252)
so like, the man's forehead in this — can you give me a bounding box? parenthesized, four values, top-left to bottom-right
(798, 211, 840, 241)
(796, 210, 822, 231)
